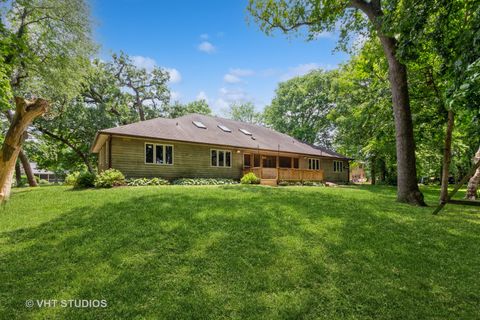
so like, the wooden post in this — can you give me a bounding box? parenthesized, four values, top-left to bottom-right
(433, 159, 480, 215)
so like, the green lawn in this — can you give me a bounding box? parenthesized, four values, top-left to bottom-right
(1, 185, 479, 319)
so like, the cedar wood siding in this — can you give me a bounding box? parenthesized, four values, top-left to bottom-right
(298, 158, 349, 183)
(109, 136, 243, 179)
(102, 136, 349, 182)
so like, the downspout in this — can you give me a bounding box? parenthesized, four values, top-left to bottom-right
(108, 134, 112, 169)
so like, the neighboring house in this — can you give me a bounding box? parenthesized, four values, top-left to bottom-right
(90, 114, 350, 185)
(22, 162, 59, 183)
(350, 162, 367, 183)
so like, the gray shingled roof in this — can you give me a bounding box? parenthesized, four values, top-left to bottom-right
(93, 113, 348, 159)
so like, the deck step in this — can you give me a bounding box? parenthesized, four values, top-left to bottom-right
(260, 179, 277, 186)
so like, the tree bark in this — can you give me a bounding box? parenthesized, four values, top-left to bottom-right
(5, 110, 38, 187)
(0, 97, 49, 202)
(370, 157, 376, 185)
(379, 158, 387, 182)
(378, 35, 425, 205)
(14, 161, 22, 186)
(440, 110, 455, 203)
(349, 0, 425, 205)
(18, 150, 38, 187)
(466, 146, 480, 200)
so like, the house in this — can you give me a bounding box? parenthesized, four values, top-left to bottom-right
(90, 114, 350, 185)
(22, 162, 59, 183)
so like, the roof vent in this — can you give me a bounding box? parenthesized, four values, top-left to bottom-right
(217, 124, 231, 132)
(192, 121, 207, 129)
(251, 136, 256, 140)
(239, 128, 252, 136)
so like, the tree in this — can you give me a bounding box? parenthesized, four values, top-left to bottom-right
(466, 147, 480, 200)
(0, 0, 94, 201)
(226, 102, 262, 124)
(166, 100, 212, 118)
(110, 52, 170, 121)
(248, 0, 425, 205)
(391, 0, 480, 204)
(264, 70, 336, 147)
(332, 40, 397, 185)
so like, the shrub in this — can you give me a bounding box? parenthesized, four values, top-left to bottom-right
(278, 180, 290, 186)
(65, 171, 80, 186)
(39, 179, 50, 185)
(173, 178, 238, 185)
(75, 171, 96, 189)
(126, 177, 170, 186)
(240, 172, 260, 185)
(94, 169, 125, 188)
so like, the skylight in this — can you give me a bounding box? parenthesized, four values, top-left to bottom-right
(217, 124, 231, 132)
(192, 121, 206, 129)
(239, 128, 252, 136)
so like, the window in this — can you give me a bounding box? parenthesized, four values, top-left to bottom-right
(334, 160, 343, 172)
(211, 149, 232, 167)
(192, 121, 206, 129)
(243, 154, 251, 168)
(145, 144, 154, 163)
(254, 154, 260, 167)
(293, 158, 299, 169)
(239, 128, 252, 135)
(145, 143, 173, 165)
(217, 124, 231, 132)
(279, 156, 292, 168)
(309, 158, 320, 170)
(211, 150, 217, 166)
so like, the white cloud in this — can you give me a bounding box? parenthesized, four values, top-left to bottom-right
(313, 31, 335, 39)
(131, 56, 157, 72)
(166, 68, 182, 83)
(229, 68, 255, 77)
(170, 91, 181, 101)
(198, 41, 216, 54)
(223, 74, 241, 83)
(200, 33, 209, 40)
(196, 91, 209, 102)
(223, 68, 255, 84)
(280, 63, 320, 81)
(213, 98, 229, 112)
(219, 87, 248, 102)
(130, 55, 182, 83)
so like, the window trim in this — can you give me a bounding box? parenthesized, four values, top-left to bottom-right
(308, 158, 320, 170)
(333, 160, 343, 173)
(210, 149, 232, 168)
(144, 142, 174, 166)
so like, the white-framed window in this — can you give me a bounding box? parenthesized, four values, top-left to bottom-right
(145, 143, 173, 165)
(308, 158, 320, 170)
(333, 160, 343, 172)
(211, 149, 232, 167)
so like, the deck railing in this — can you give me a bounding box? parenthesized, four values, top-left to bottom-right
(243, 167, 324, 181)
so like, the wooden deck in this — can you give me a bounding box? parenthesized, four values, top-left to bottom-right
(244, 167, 324, 184)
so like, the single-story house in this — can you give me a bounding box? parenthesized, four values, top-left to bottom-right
(90, 114, 350, 185)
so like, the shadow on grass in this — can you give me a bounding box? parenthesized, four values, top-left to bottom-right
(1, 186, 479, 319)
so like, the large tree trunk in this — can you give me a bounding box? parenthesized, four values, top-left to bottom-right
(351, 1, 425, 205)
(18, 150, 38, 187)
(5, 110, 38, 187)
(466, 147, 480, 200)
(378, 35, 425, 205)
(370, 156, 376, 185)
(14, 161, 22, 186)
(440, 110, 455, 203)
(0, 97, 49, 202)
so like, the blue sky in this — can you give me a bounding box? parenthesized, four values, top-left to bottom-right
(91, 0, 350, 115)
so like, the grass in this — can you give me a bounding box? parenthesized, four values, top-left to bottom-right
(0, 184, 479, 319)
